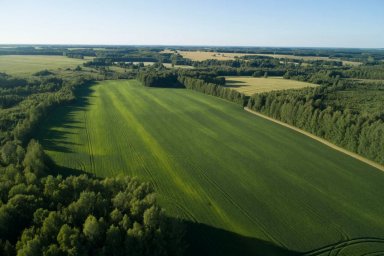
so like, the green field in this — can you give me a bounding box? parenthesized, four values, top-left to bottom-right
(225, 76, 317, 95)
(37, 80, 384, 255)
(0, 55, 92, 75)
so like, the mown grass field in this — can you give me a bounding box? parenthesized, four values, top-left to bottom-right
(225, 76, 317, 95)
(37, 80, 384, 255)
(0, 55, 92, 75)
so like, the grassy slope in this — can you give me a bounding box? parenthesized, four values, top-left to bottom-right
(225, 76, 317, 95)
(0, 55, 92, 75)
(37, 80, 384, 255)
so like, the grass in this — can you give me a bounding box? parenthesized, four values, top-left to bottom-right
(225, 76, 317, 95)
(37, 80, 384, 255)
(0, 55, 93, 75)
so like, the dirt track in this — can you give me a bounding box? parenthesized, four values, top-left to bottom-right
(244, 107, 384, 172)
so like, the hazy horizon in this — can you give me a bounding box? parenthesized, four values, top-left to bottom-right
(1, 0, 383, 48)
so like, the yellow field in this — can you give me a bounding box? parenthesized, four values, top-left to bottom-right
(225, 76, 317, 95)
(0, 55, 93, 75)
(254, 54, 361, 66)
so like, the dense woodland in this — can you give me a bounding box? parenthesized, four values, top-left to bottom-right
(1, 45, 384, 255)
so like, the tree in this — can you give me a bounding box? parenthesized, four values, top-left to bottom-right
(23, 140, 46, 177)
(57, 224, 81, 255)
(83, 215, 102, 243)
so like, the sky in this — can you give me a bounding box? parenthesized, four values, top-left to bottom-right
(0, 0, 383, 48)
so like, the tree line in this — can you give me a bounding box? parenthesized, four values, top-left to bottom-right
(137, 69, 247, 106)
(247, 81, 384, 164)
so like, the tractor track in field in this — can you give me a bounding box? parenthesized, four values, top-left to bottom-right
(303, 237, 384, 256)
(162, 196, 198, 222)
(361, 251, 384, 256)
(100, 85, 162, 192)
(187, 159, 285, 247)
(244, 108, 384, 172)
(76, 160, 86, 173)
(83, 111, 96, 176)
(128, 144, 160, 192)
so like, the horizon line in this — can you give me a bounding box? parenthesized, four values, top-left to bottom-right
(0, 43, 383, 50)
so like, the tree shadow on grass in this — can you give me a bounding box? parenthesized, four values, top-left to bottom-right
(35, 82, 96, 154)
(44, 153, 92, 177)
(147, 80, 186, 89)
(183, 220, 299, 256)
(223, 80, 249, 88)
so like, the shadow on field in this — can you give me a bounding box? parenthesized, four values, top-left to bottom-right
(148, 80, 185, 89)
(183, 221, 298, 256)
(35, 82, 95, 154)
(222, 80, 248, 88)
(44, 153, 92, 177)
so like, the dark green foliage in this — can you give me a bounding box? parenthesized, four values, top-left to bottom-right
(247, 81, 384, 164)
(137, 70, 181, 88)
(0, 72, 93, 144)
(33, 70, 54, 76)
(178, 75, 247, 106)
(0, 162, 184, 256)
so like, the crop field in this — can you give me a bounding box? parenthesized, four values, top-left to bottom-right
(225, 76, 317, 95)
(0, 55, 92, 75)
(37, 80, 384, 255)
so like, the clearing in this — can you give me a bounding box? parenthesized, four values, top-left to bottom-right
(37, 80, 384, 255)
(225, 76, 317, 95)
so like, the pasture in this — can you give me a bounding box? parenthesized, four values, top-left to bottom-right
(225, 76, 317, 95)
(37, 80, 384, 255)
(0, 55, 92, 75)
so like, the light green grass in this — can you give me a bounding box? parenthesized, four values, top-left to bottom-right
(37, 80, 384, 255)
(0, 55, 92, 75)
(225, 76, 317, 95)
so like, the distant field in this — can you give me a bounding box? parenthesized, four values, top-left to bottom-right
(225, 77, 317, 95)
(170, 50, 257, 61)
(254, 54, 361, 66)
(164, 50, 361, 66)
(130, 61, 193, 69)
(37, 80, 384, 255)
(0, 55, 92, 75)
